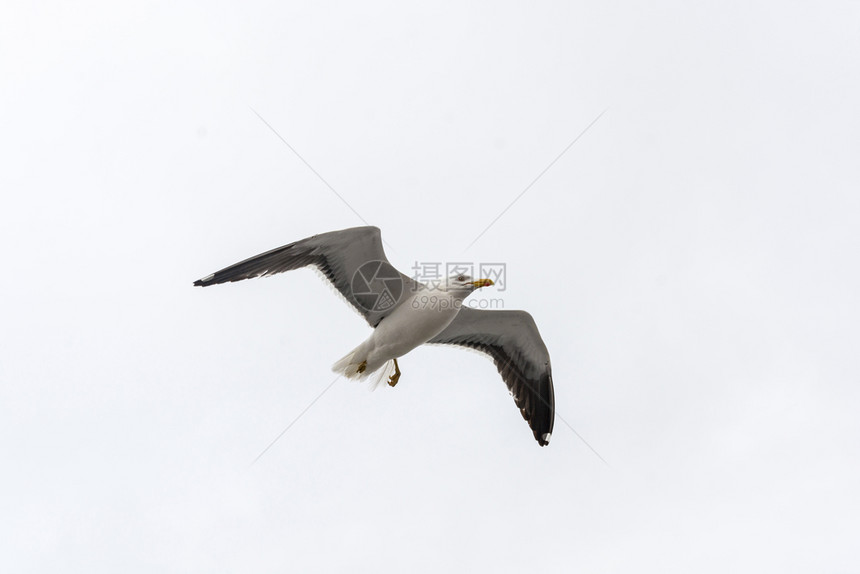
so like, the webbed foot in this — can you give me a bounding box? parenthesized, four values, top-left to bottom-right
(387, 358, 401, 387)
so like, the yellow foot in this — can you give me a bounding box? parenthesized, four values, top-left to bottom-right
(387, 358, 401, 387)
(357, 360, 367, 374)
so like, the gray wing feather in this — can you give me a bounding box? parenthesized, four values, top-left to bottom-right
(429, 308, 555, 446)
(193, 226, 415, 327)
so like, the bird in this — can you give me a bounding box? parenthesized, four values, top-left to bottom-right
(194, 226, 555, 446)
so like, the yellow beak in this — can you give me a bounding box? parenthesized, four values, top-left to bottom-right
(471, 278, 495, 289)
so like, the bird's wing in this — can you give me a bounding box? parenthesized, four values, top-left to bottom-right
(194, 226, 418, 327)
(429, 308, 555, 446)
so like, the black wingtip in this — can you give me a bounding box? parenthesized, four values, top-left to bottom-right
(193, 273, 215, 287)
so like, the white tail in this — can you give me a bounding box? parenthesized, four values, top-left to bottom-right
(331, 346, 365, 379)
(331, 346, 396, 391)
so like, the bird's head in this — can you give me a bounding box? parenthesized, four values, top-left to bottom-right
(442, 274, 495, 296)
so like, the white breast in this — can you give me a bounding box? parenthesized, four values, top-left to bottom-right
(368, 287, 463, 360)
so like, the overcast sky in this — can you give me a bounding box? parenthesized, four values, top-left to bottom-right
(2, 1, 859, 572)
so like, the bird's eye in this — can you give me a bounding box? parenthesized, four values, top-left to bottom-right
(457, 275, 465, 282)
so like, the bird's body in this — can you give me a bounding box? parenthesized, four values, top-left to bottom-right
(195, 226, 555, 446)
(333, 284, 461, 378)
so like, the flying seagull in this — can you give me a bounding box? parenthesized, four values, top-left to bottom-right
(194, 226, 555, 446)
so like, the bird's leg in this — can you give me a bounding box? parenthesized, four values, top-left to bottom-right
(357, 360, 367, 374)
(387, 358, 401, 387)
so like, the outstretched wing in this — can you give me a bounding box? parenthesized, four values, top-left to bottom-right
(429, 308, 555, 446)
(194, 226, 416, 327)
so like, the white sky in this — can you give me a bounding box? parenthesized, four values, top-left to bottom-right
(2, 1, 859, 572)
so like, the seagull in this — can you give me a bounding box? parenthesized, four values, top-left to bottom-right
(194, 226, 555, 446)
